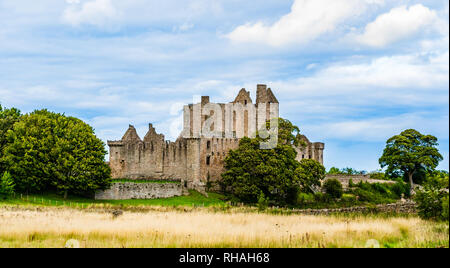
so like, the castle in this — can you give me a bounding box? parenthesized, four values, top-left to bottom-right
(108, 84, 324, 190)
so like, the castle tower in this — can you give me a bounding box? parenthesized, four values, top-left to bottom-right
(256, 84, 279, 130)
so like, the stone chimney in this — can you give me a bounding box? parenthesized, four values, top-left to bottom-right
(201, 96, 210, 105)
(256, 84, 267, 103)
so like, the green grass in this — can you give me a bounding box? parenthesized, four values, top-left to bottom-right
(1, 190, 226, 208)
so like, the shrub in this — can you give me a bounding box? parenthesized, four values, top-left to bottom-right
(257, 192, 268, 211)
(414, 175, 449, 221)
(314, 192, 330, 203)
(341, 193, 357, 204)
(348, 179, 355, 188)
(442, 196, 449, 221)
(391, 181, 410, 198)
(297, 192, 315, 205)
(323, 179, 343, 199)
(0, 172, 15, 199)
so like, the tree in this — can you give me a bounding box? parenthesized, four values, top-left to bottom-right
(296, 159, 325, 193)
(327, 167, 341, 174)
(1, 109, 111, 197)
(379, 129, 443, 194)
(220, 118, 304, 205)
(323, 179, 343, 199)
(0, 104, 21, 174)
(0, 171, 15, 199)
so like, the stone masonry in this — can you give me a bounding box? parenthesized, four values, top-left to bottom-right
(108, 84, 325, 190)
(95, 182, 184, 200)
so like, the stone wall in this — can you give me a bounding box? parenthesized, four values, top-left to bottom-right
(293, 201, 417, 215)
(324, 174, 396, 189)
(95, 182, 185, 200)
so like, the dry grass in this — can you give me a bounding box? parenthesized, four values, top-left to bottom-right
(0, 207, 447, 248)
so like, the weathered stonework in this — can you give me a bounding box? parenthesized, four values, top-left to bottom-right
(324, 174, 396, 189)
(95, 182, 184, 200)
(108, 85, 325, 190)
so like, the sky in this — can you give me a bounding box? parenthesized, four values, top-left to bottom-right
(0, 0, 448, 171)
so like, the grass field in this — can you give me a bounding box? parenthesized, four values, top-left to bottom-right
(0, 206, 448, 248)
(1, 190, 226, 208)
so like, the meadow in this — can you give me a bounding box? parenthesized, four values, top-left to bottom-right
(1, 190, 225, 208)
(0, 206, 448, 248)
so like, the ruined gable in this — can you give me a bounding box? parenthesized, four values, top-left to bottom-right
(122, 125, 142, 142)
(233, 88, 252, 105)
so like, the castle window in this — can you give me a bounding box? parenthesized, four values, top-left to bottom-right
(244, 100, 247, 105)
(207, 141, 211, 149)
(206, 156, 211, 166)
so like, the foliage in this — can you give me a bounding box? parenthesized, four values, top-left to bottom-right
(414, 173, 449, 221)
(442, 196, 449, 221)
(221, 118, 304, 205)
(257, 192, 269, 211)
(323, 179, 343, 199)
(369, 170, 388, 180)
(347, 180, 409, 204)
(0, 172, 15, 199)
(1, 109, 111, 197)
(0, 105, 22, 174)
(327, 167, 341, 174)
(296, 192, 315, 205)
(327, 167, 366, 175)
(379, 129, 443, 191)
(296, 159, 325, 193)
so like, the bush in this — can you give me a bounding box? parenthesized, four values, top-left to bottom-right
(391, 181, 410, 198)
(313, 192, 330, 203)
(323, 179, 343, 199)
(257, 192, 268, 211)
(297, 192, 315, 205)
(442, 196, 449, 221)
(341, 193, 357, 204)
(0, 172, 15, 199)
(414, 175, 449, 221)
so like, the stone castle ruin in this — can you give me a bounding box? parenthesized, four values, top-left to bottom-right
(108, 84, 324, 190)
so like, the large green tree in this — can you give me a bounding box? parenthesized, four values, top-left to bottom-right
(0, 104, 22, 173)
(379, 129, 443, 193)
(221, 118, 306, 205)
(1, 109, 111, 197)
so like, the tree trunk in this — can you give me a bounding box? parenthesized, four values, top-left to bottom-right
(64, 190, 68, 200)
(408, 173, 414, 195)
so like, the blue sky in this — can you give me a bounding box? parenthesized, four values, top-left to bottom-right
(0, 0, 448, 171)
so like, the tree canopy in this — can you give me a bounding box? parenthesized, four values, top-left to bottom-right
(0, 104, 22, 174)
(379, 129, 443, 192)
(221, 118, 325, 205)
(296, 159, 325, 193)
(1, 109, 111, 197)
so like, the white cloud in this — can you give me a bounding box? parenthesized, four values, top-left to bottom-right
(226, 0, 382, 46)
(275, 51, 449, 101)
(62, 0, 119, 27)
(304, 113, 449, 142)
(356, 4, 440, 47)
